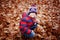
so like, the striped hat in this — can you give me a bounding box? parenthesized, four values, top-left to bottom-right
(28, 5, 37, 15)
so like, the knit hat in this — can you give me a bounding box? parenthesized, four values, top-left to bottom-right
(28, 5, 37, 15)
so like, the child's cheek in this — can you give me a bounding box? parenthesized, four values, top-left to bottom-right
(30, 15, 35, 18)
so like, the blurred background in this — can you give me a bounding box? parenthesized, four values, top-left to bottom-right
(0, 0, 60, 40)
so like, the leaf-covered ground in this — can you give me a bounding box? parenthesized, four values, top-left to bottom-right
(0, 0, 60, 40)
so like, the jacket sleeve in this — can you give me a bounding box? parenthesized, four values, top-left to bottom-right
(30, 22, 38, 30)
(19, 17, 32, 34)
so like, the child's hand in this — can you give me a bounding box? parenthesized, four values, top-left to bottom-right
(34, 22, 38, 26)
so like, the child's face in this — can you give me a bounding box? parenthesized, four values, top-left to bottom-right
(29, 13, 36, 18)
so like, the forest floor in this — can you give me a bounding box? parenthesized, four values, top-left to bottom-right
(0, 0, 60, 40)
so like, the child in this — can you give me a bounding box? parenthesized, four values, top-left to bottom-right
(19, 5, 40, 38)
